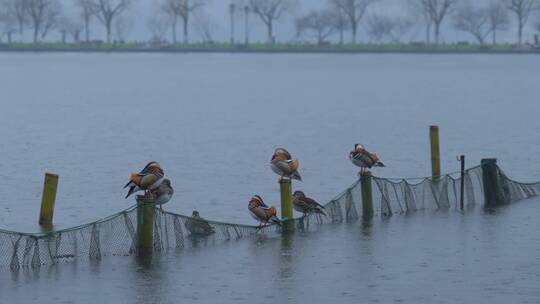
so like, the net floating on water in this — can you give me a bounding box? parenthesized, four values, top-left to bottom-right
(1, 163, 539, 269)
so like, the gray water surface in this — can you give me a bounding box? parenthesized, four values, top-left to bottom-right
(1, 53, 539, 303)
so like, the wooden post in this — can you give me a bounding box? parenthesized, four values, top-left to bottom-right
(430, 125, 441, 179)
(481, 158, 509, 208)
(361, 172, 374, 219)
(459, 155, 465, 210)
(39, 173, 59, 226)
(279, 178, 294, 231)
(136, 199, 155, 255)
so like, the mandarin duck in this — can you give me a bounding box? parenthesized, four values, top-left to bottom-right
(248, 195, 281, 228)
(124, 161, 165, 198)
(270, 148, 302, 181)
(185, 211, 215, 236)
(292, 191, 326, 217)
(349, 144, 385, 176)
(149, 178, 174, 205)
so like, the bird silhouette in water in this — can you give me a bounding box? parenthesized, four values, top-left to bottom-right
(248, 195, 281, 228)
(124, 162, 165, 199)
(292, 191, 326, 218)
(270, 148, 302, 181)
(349, 144, 385, 176)
(185, 211, 215, 236)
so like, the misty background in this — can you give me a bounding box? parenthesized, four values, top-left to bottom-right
(1, 0, 539, 45)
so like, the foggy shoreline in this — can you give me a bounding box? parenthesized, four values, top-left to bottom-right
(1, 47, 539, 55)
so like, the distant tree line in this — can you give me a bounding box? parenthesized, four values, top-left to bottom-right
(0, 0, 539, 46)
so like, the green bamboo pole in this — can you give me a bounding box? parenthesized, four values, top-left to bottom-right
(279, 178, 294, 231)
(361, 171, 374, 219)
(430, 125, 441, 179)
(136, 199, 155, 255)
(39, 173, 59, 226)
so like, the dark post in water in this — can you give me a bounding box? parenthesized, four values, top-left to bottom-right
(39, 173, 59, 226)
(361, 172, 374, 219)
(481, 158, 510, 208)
(459, 155, 465, 210)
(430, 126, 441, 179)
(136, 198, 155, 255)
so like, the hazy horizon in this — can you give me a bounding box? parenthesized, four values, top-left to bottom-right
(1, 0, 539, 45)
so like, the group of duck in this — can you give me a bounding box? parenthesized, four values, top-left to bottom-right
(122, 144, 384, 230)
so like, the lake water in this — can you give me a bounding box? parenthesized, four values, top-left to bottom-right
(0, 53, 539, 303)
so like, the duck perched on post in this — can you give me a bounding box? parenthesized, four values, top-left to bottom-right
(349, 144, 385, 176)
(292, 191, 326, 217)
(270, 148, 302, 181)
(124, 162, 166, 199)
(248, 195, 281, 228)
(149, 179, 174, 205)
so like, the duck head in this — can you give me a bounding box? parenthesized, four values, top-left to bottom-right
(353, 144, 365, 153)
(249, 195, 264, 207)
(272, 148, 292, 161)
(293, 190, 306, 199)
(162, 178, 173, 188)
(192, 210, 200, 218)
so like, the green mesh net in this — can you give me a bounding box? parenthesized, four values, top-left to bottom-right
(1, 163, 539, 270)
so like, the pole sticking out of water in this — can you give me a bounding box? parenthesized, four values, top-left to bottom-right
(279, 178, 294, 230)
(430, 126, 441, 179)
(361, 171, 374, 219)
(459, 155, 465, 210)
(39, 173, 59, 226)
(481, 158, 511, 208)
(136, 198, 155, 255)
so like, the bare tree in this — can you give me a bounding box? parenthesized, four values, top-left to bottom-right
(452, 2, 491, 44)
(77, 0, 97, 42)
(193, 11, 215, 43)
(505, 0, 539, 45)
(409, 0, 433, 44)
(488, 0, 509, 45)
(330, 4, 349, 45)
(26, 0, 61, 43)
(244, 4, 250, 44)
(88, 0, 131, 44)
(367, 13, 413, 43)
(1, 0, 28, 41)
(331, 0, 377, 44)
(229, 3, 235, 44)
(57, 16, 83, 43)
(417, 0, 456, 44)
(163, 0, 208, 44)
(249, 0, 295, 43)
(161, 0, 179, 43)
(296, 9, 337, 44)
(0, 1, 18, 43)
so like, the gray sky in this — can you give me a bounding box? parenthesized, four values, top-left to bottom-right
(11, 0, 540, 44)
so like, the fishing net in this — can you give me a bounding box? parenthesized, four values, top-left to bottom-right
(1, 163, 539, 269)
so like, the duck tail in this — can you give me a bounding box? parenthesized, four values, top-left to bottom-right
(374, 161, 385, 167)
(292, 171, 302, 181)
(123, 180, 133, 189)
(270, 216, 282, 226)
(125, 186, 137, 199)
